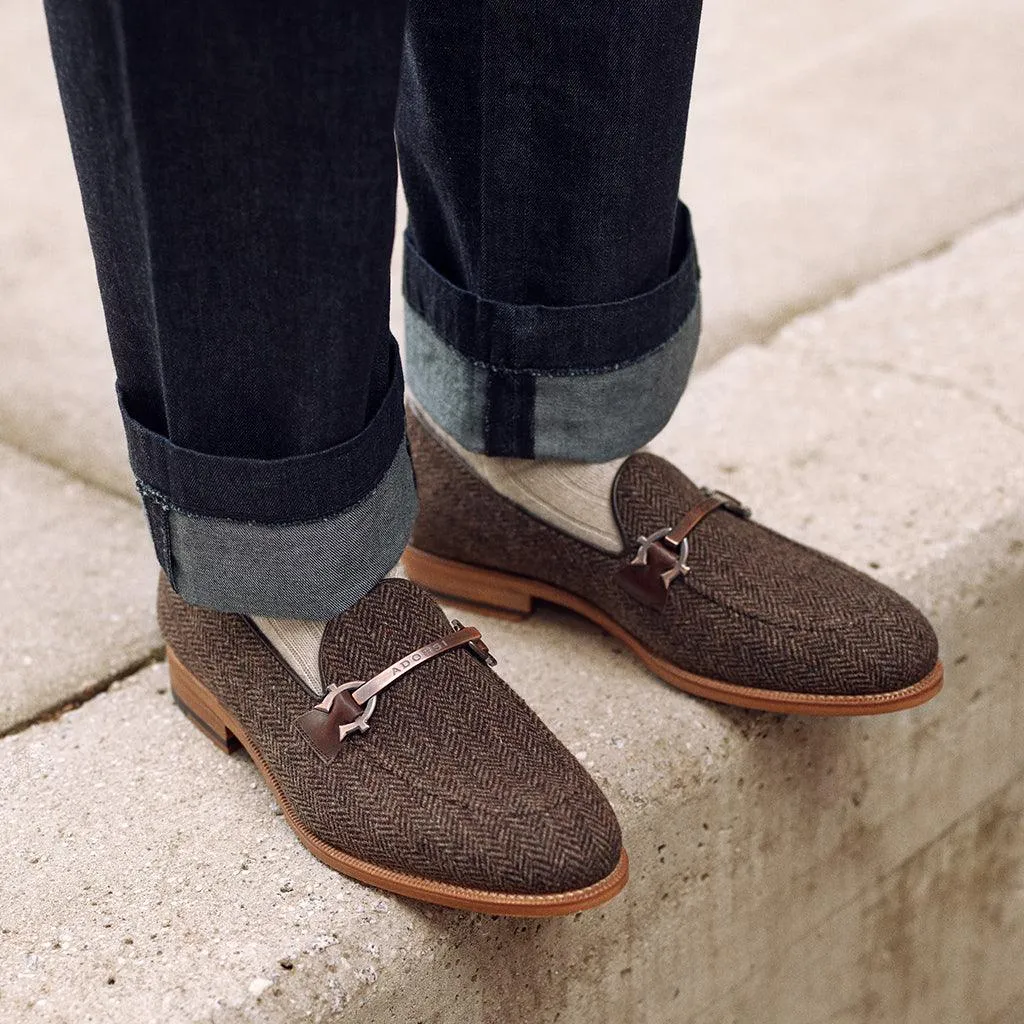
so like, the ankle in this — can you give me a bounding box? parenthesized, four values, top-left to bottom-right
(408, 399, 627, 554)
(251, 562, 403, 695)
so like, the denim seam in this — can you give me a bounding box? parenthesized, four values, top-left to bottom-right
(133, 446, 396, 528)
(117, 337, 407, 523)
(484, 369, 535, 457)
(481, 367, 493, 450)
(405, 304, 692, 378)
(139, 489, 177, 590)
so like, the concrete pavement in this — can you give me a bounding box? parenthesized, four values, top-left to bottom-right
(2, 1, 1023, 1019)
(2, 209, 1023, 1021)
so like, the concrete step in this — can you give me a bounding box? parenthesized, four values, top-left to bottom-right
(0, 443, 160, 735)
(0, 4, 131, 499)
(2, 208, 1022, 1023)
(4, 1, 1024, 497)
(691, 767, 1024, 1023)
(685, 0, 1024, 367)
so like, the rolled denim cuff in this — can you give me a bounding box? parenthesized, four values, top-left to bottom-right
(119, 342, 418, 618)
(403, 202, 700, 460)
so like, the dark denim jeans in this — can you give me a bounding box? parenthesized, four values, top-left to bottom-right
(45, 0, 703, 617)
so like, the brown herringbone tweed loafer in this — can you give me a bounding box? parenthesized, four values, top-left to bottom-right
(159, 574, 626, 915)
(403, 410, 942, 716)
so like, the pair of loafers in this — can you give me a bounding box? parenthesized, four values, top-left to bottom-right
(163, 408, 941, 916)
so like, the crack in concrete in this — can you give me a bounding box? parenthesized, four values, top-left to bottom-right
(0, 432, 139, 510)
(836, 357, 1024, 439)
(744, 195, 1024, 356)
(0, 646, 166, 741)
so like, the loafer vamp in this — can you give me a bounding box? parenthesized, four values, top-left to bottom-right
(405, 412, 938, 700)
(613, 455, 939, 696)
(312, 579, 622, 893)
(158, 576, 622, 895)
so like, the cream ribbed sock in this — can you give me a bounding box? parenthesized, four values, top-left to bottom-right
(253, 398, 629, 688)
(251, 563, 403, 696)
(250, 615, 328, 695)
(411, 399, 628, 555)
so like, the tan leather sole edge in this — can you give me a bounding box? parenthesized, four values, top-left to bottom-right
(166, 646, 628, 916)
(402, 546, 944, 717)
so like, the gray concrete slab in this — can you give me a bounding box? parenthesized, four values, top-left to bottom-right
(684, 768, 1024, 1024)
(0, 665, 424, 1023)
(0, 443, 160, 734)
(2, 208, 1024, 1021)
(0, 2, 133, 500)
(989, 994, 1024, 1024)
(776, 202, 1024, 435)
(686, 0, 1024, 366)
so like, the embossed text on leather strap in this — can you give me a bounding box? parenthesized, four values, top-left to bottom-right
(346, 626, 488, 706)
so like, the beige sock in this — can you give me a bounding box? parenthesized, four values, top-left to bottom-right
(411, 399, 628, 555)
(252, 400, 629, 688)
(251, 564, 404, 695)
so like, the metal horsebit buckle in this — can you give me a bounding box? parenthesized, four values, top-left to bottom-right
(629, 487, 751, 592)
(631, 526, 691, 590)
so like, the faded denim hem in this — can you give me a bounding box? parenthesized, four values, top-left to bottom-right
(404, 298, 700, 462)
(402, 202, 700, 459)
(139, 442, 418, 618)
(403, 201, 699, 372)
